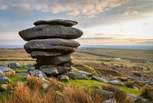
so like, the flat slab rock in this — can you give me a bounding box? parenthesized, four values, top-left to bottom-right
(19, 25, 83, 41)
(26, 39, 80, 47)
(24, 39, 79, 53)
(34, 19, 78, 27)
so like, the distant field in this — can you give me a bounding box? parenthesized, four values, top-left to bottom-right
(0, 48, 152, 69)
(78, 48, 153, 62)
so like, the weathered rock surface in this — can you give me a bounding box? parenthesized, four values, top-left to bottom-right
(36, 54, 71, 65)
(30, 51, 63, 57)
(26, 39, 80, 48)
(19, 25, 83, 41)
(25, 45, 75, 54)
(34, 19, 78, 27)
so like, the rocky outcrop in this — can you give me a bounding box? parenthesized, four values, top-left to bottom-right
(19, 19, 83, 77)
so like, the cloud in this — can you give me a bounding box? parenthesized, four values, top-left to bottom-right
(122, 10, 139, 16)
(78, 37, 153, 45)
(0, 0, 127, 17)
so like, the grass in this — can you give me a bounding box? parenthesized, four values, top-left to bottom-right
(64, 80, 141, 95)
(64, 80, 103, 90)
(9, 75, 26, 83)
(117, 85, 141, 95)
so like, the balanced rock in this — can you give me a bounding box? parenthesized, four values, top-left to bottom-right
(34, 19, 78, 27)
(19, 19, 83, 77)
(19, 25, 83, 41)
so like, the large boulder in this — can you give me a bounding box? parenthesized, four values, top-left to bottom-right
(19, 25, 83, 41)
(34, 19, 78, 27)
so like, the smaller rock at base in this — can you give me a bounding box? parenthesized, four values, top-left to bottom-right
(59, 75, 69, 81)
(39, 65, 59, 76)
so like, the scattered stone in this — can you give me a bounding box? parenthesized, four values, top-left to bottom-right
(34, 19, 78, 27)
(42, 82, 50, 90)
(0, 66, 15, 76)
(133, 71, 142, 77)
(19, 25, 83, 41)
(128, 94, 150, 103)
(0, 84, 8, 91)
(92, 76, 108, 83)
(109, 80, 124, 86)
(7, 62, 20, 69)
(141, 85, 153, 101)
(26, 64, 34, 67)
(59, 75, 69, 81)
(93, 89, 114, 101)
(67, 71, 89, 80)
(28, 69, 47, 79)
(0, 75, 9, 84)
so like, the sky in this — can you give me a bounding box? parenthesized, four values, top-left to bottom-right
(0, 0, 153, 47)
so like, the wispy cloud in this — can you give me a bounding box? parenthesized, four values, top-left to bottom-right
(78, 38, 153, 45)
(0, 0, 127, 17)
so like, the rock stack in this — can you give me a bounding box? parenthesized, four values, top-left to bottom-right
(19, 19, 83, 76)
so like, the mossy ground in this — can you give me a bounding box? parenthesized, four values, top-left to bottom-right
(64, 79, 141, 95)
